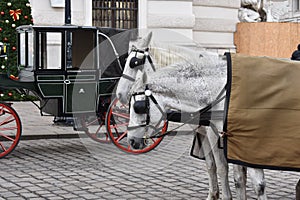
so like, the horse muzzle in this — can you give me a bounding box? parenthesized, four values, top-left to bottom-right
(128, 136, 146, 150)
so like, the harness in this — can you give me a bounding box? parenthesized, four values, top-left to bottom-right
(121, 46, 156, 82)
(126, 47, 230, 147)
(127, 85, 166, 135)
(128, 83, 228, 140)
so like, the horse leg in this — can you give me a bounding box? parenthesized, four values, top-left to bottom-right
(196, 127, 219, 199)
(233, 165, 247, 199)
(207, 125, 232, 200)
(248, 168, 267, 200)
(296, 179, 300, 200)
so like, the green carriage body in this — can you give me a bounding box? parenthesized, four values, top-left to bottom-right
(0, 25, 130, 117)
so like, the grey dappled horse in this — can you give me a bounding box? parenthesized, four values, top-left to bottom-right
(116, 32, 267, 200)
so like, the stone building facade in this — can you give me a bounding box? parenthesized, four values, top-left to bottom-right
(28, 0, 298, 52)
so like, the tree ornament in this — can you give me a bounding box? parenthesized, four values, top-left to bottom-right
(0, 94, 4, 97)
(26, 3, 31, 7)
(1, 65, 5, 69)
(24, 15, 28, 19)
(5, 20, 9, 23)
(11, 24, 16, 28)
(3, 38, 8, 42)
(0, 28, 2, 32)
(8, 92, 12, 96)
(12, 46, 16, 51)
(7, 3, 12, 7)
(9, 9, 22, 21)
(1, 11, 4, 15)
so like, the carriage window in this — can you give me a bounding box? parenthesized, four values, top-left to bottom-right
(38, 32, 62, 70)
(18, 31, 34, 68)
(19, 33, 26, 66)
(71, 30, 95, 70)
(28, 32, 34, 67)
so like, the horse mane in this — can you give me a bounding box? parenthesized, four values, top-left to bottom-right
(130, 50, 227, 109)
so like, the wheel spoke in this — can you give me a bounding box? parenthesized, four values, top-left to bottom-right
(0, 115, 15, 127)
(85, 118, 100, 127)
(111, 112, 130, 119)
(0, 142, 7, 152)
(110, 122, 129, 129)
(116, 131, 128, 142)
(0, 133, 15, 142)
(0, 126, 18, 131)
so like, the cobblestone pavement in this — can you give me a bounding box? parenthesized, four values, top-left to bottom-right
(0, 102, 299, 199)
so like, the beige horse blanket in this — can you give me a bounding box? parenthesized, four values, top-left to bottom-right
(225, 53, 300, 171)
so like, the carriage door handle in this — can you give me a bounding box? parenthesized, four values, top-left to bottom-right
(64, 80, 71, 85)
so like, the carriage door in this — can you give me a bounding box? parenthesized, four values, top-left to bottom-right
(64, 29, 98, 114)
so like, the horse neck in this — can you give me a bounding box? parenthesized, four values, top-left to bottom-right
(147, 57, 227, 113)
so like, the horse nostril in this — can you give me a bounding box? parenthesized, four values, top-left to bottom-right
(129, 138, 140, 149)
(129, 138, 134, 146)
(117, 93, 122, 100)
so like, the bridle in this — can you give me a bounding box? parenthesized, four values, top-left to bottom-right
(121, 46, 156, 82)
(127, 85, 166, 136)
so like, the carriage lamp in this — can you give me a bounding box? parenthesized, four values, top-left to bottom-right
(0, 42, 7, 58)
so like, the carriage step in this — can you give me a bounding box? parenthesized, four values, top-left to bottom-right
(73, 126, 88, 132)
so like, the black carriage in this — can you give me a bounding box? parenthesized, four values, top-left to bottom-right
(0, 24, 136, 158)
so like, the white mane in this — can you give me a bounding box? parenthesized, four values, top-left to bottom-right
(130, 52, 227, 112)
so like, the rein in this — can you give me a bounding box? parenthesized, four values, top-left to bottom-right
(128, 83, 228, 139)
(149, 85, 227, 139)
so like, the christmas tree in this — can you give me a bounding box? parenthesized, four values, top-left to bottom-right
(0, 0, 35, 101)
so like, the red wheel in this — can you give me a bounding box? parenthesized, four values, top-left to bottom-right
(106, 98, 168, 154)
(81, 114, 110, 143)
(0, 103, 22, 158)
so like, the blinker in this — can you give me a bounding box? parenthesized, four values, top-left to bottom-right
(133, 100, 148, 114)
(129, 56, 145, 68)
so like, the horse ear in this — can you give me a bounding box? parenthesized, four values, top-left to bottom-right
(142, 72, 148, 84)
(144, 32, 152, 46)
(138, 32, 152, 48)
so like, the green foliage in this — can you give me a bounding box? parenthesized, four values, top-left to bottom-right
(0, 0, 35, 101)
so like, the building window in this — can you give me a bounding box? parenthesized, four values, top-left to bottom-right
(92, 0, 138, 29)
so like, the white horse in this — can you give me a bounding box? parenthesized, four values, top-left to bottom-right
(116, 33, 267, 199)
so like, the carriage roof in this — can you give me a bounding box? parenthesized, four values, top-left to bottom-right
(16, 25, 125, 35)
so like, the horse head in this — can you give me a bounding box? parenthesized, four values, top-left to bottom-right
(126, 72, 167, 150)
(116, 32, 154, 104)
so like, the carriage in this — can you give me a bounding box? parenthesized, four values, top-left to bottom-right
(0, 24, 169, 158)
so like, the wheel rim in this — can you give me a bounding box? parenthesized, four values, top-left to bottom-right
(0, 103, 22, 158)
(106, 98, 167, 154)
(81, 114, 110, 143)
